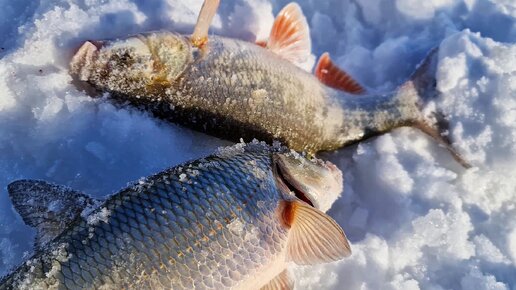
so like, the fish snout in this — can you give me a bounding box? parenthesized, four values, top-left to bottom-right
(86, 40, 105, 50)
(70, 40, 103, 81)
(325, 160, 343, 187)
(274, 153, 343, 212)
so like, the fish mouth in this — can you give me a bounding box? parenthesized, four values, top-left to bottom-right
(273, 153, 343, 212)
(70, 40, 103, 81)
(273, 156, 316, 208)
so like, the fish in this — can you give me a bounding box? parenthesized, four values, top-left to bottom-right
(70, 1, 470, 168)
(0, 142, 350, 290)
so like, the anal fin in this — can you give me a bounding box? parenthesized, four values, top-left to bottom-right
(8, 180, 96, 248)
(315, 52, 365, 94)
(260, 269, 293, 290)
(283, 200, 351, 265)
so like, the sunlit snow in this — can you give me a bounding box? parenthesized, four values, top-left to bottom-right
(0, 0, 515, 289)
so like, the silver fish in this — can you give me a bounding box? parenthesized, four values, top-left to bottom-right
(0, 143, 349, 290)
(69, 2, 469, 167)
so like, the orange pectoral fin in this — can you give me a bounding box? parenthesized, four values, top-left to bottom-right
(315, 52, 365, 94)
(191, 0, 220, 48)
(263, 2, 311, 66)
(282, 200, 351, 265)
(260, 269, 293, 290)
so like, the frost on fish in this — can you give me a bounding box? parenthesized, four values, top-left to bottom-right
(85, 208, 111, 226)
(12, 243, 73, 290)
(1, 144, 349, 290)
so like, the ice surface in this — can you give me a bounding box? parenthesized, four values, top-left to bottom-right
(0, 0, 515, 289)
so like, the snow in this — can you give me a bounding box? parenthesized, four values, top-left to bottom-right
(0, 0, 515, 289)
(85, 207, 111, 226)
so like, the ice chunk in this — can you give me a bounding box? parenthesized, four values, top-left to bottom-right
(460, 268, 508, 290)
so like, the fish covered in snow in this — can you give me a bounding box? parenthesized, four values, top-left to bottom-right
(0, 143, 349, 290)
(70, 0, 469, 167)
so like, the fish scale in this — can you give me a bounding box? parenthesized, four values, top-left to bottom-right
(1, 148, 290, 290)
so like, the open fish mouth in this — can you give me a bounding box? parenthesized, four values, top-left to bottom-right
(273, 153, 343, 211)
(275, 160, 315, 207)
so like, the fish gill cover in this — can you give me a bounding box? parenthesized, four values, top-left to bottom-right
(0, 0, 515, 289)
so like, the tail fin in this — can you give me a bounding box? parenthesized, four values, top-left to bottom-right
(400, 48, 471, 168)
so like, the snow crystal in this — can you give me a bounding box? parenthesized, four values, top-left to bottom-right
(178, 173, 188, 182)
(473, 235, 510, 265)
(216, 139, 247, 157)
(227, 218, 244, 234)
(460, 268, 508, 290)
(86, 207, 111, 225)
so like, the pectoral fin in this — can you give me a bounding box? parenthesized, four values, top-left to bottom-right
(315, 52, 365, 94)
(260, 269, 293, 290)
(282, 200, 351, 265)
(261, 3, 311, 67)
(191, 0, 220, 48)
(8, 180, 97, 248)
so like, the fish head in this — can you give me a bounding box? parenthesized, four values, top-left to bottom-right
(70, 32, 192, 96)
(273, 152, 343, 212)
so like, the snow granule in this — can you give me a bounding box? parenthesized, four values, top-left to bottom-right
(86, 208, 111, 225)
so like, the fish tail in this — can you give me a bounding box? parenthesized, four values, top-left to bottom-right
(397, 47, 471, 168)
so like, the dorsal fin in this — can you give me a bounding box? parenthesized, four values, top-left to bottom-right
(315, 52, 365, 94)
(261, 269, 293, 290)
(261, 2, 311, 66)
(282, 200, 351, 265)
(191, 0, 220, 48)
(8, 180, 96, 248)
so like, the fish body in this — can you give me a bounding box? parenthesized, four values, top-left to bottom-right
(70, 1, 470, 167)
(0, 143, 349, 289)
(71, 33, 420, 153)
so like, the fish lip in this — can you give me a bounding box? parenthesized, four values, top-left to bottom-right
(87, 40, 105, 50)
(273, 155, 317, 208)
(70, 40, 103, 81)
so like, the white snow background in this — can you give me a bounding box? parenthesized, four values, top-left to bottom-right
(0, 0, 515, 289)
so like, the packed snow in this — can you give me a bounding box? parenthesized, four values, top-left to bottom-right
(0, 0, 515, 289)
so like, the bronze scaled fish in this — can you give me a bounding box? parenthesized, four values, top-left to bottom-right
(0, 143, 349, 290)
(70, 1, 469, 167)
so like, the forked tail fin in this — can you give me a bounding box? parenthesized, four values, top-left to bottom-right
(399, 48, 471, 168)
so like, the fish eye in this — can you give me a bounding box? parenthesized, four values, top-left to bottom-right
(111, 50, 134, 67)
(119, 52, 131, 62)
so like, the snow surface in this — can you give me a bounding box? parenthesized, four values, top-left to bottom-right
(0, 0, 515, 289)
